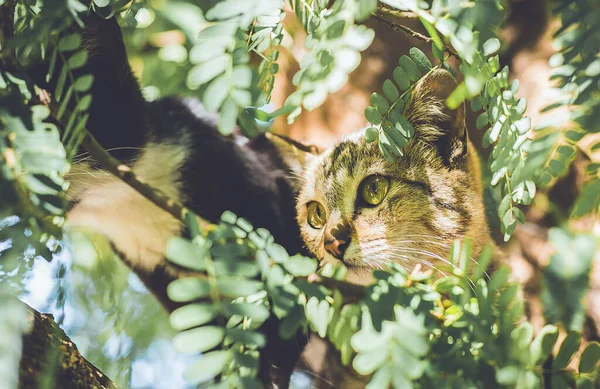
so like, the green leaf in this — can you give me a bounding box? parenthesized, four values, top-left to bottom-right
(283, 255, 317, 276)
(217, 278, 263, 297)
(58, 34, 81, 51)
(353, 348, 388, 375)
(476, 112, 489, 129)
(212, 242, 250, 258)
(378, 133, 393, 162)
(398, 56, 421, 82)
(432, 43, 444, 62)
(496, 366, 520, 385)
(578, 342, 600, 373)
(223, 302, 270, 322)
(56, 86, 73, 120)
(393, 66, 410, 91)
(365, 106, 383, 125)
(514, 117, 531, 134)
(165, 237, 207, 271)
(446, 82, 468, 109)
(74, 75, 94, 92)
(371, 92, 389, 114)
(483, 38, 501, 56)
(188, 55, 230, 87)
(218, 97, 239, 135)
(174, 326, 225, 353)
(67, 50, 88, 69)
(382, 122, 407, 151)
(265, 243, 289, 263)
(530, 325, 558, 365)
(183, 350, 231, 384)
(365, 127, 378, 143)
(170, 303, 216, 330)
(394, 115, 415, 139)
(409, 47, 433, 73)
(421, 17, 443, 51)
(203, 74, 230, 112)
(76, 95, 92, 112)
(167, 278, 211, 302)
(355, 0, 377, 21)
(554, 332, 582, 369)
(214, 259, 258, 277)
(383, 79, 399, 101)
(365, 364, 392, 389)
(380, 130, 403, 157)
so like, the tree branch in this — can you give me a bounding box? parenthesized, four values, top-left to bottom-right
(79, 131, 192, 223)
(19, 303, 120, 389)
(374, 5, 459, 58)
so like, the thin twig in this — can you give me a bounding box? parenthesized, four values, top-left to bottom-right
(373, 6, 459, 58)
(377, 3, 419, 19)
(78, 131, 192, 223)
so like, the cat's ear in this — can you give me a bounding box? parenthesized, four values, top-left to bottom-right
(405, 68, 467, 164)
(265, 132, 319, 188)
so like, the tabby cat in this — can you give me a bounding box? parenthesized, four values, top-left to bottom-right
(29, 14, 496, 389)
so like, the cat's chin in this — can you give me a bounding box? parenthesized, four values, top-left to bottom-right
(343, 265, 376, 286)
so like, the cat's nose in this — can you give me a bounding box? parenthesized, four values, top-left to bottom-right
(324, 223, 351, 259)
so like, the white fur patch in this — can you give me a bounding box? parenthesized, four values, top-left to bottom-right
(66, 142, 189, 273)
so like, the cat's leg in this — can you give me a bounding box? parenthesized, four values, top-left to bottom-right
(26, 14, 148, 162)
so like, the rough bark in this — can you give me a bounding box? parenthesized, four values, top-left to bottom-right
(18, 304, 119, 389)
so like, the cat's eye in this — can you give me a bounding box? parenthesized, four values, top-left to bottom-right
(360, 175, 390, 206)
(306, 201, 326, 229)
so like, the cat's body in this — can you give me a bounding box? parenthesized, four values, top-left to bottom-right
(67, 97, 305, 306)
(28, 14, 497, 389)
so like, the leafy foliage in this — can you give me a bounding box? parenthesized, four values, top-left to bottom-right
(1, 0, 600, 388)
(167, 214, 600, 388)
(0, 73, 68, 262)
(284, 0, 375, 122)
(364, 47, 433, 161)
(186, 0, 285, 135)
(165, 211, 317, 387)
(1, 0, 92, 263)
(525, 0, 600, 218)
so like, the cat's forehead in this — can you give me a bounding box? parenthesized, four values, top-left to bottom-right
(300, 132, 387, 204)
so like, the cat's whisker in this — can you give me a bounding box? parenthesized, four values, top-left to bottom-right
(386, 237, 490, 280)
(379, 251, 449, 279)
(68, 168, 120, 185)
(386, 246, 476, 290)
(72, 147, 145, 164)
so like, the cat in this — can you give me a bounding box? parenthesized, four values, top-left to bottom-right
(27, 13, 497, 389)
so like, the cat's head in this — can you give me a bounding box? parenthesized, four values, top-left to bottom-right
(271, 69, 491, 284)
